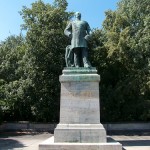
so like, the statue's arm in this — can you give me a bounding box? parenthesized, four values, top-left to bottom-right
(86, 23, 91, 35)
(85, 22, 91, 41)
(64, 22, 72, 38)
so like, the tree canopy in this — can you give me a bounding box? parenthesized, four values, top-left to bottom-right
(100, 0, 150, 121)
(0, 0, 149, 123)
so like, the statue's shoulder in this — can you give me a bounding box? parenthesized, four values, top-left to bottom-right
(82, 20, 88, 23)
(82, 20, 89, 25)
(72, 20, 88, 24)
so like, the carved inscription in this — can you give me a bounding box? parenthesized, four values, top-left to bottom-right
(62, 91, 93, 98)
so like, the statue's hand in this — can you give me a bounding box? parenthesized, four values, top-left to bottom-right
(84, 35, 90, 41)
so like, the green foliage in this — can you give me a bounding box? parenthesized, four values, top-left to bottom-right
(0, 79, 5, 124)
(0, 0, 71, 123)
(0, 35, 26, 82)
(0, 35, 29, 121)
(99, 0, 150, 122)
(18, 0, 71, 122)
(0, 0, 149, 123)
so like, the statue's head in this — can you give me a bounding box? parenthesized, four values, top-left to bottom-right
(75, 12, 81, 20)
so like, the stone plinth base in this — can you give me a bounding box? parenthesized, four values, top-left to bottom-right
(39, 136, 122, 150)
(54, 124, 106, 143)
(54, 68, 107, 143)
(39, 68, 122, 150)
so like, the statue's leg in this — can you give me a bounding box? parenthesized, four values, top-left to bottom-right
(74, 48, 80, 67)
(82, 48, 91, 68)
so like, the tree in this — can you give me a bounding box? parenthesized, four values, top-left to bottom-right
(100, 0, 150, 121)
(1, 0, 149, 123)
(19, 0, 72, 122)
(0, 35, 29, 121)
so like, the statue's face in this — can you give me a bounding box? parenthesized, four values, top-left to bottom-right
(75, 12, 81, 19)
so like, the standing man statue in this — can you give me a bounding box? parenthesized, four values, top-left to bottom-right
(64, 12, 91, 68)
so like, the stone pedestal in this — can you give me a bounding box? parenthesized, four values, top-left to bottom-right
(39, 68, 122, 150)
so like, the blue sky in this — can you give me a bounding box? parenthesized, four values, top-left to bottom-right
(0, 0, 119, 41)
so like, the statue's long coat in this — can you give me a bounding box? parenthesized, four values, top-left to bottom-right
(64, 20, 91, 49)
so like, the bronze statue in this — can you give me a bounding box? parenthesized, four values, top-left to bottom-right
(64, 12, 91, 68)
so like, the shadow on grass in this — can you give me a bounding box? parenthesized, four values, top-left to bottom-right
(0, 138, 26, 150)
(0, 131, 53, 150)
